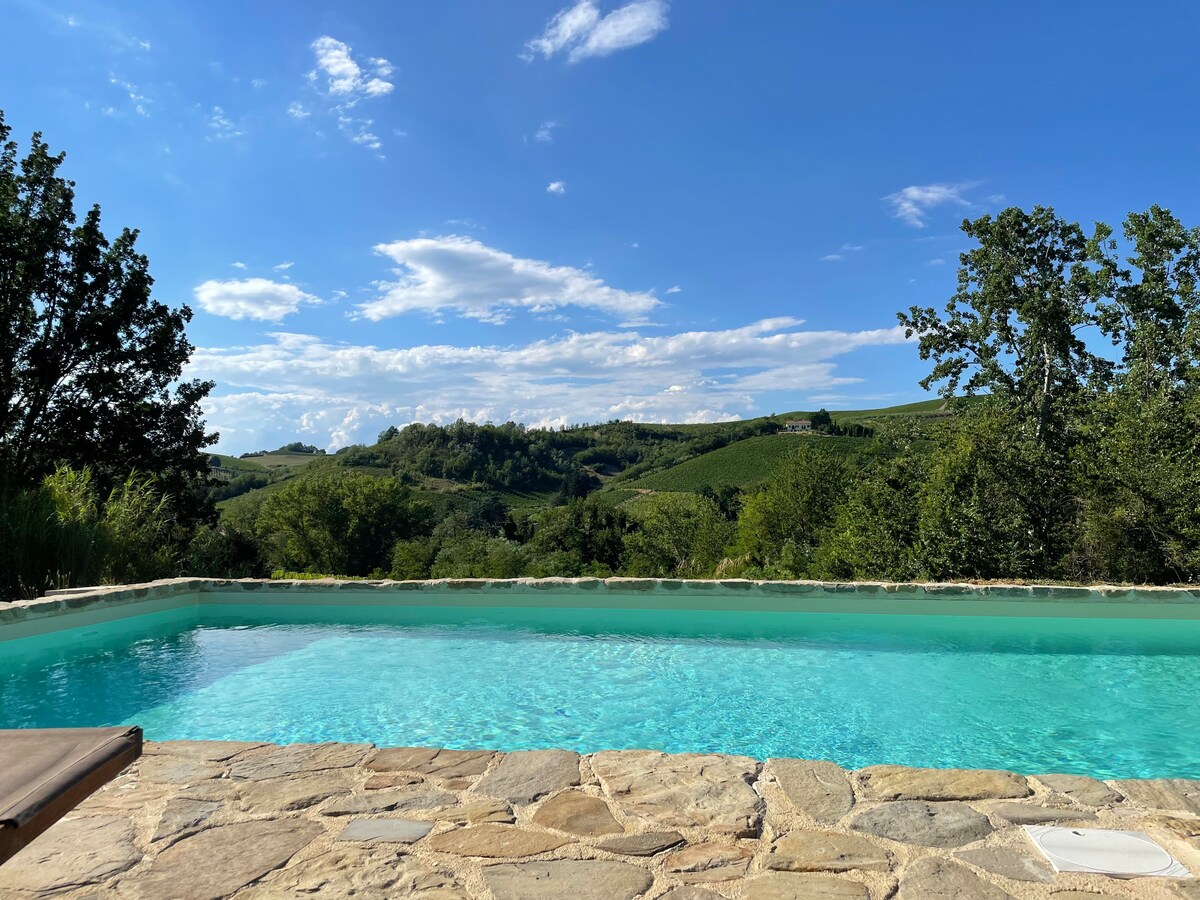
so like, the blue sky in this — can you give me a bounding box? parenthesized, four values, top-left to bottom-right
(4, 1, 1198, 453)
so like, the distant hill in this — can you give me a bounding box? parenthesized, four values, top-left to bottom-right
(774, 398, 951, 426)
(625, 433, 867, 493)
(207, 398, 949, 515)
(208, 453, 268, 475)
(238, 450, 327, 470)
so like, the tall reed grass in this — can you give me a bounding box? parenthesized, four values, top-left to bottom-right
(0, 467, 179, 600)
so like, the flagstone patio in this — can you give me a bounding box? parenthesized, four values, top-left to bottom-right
(3, 741, 1199, 898)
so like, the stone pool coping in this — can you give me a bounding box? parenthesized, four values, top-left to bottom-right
(4, 741, 1198, 899)
(3, 576, 1200, 641)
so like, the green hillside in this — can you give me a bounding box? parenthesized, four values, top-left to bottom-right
(240, 451, 326, 470)
(209, 453, 268, 474)
(774, 398, 950, 426)
(210, 399, 944, 514)
(624, 433, 866, 493)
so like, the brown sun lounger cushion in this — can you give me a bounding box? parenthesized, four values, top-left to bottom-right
(0, 726, 142, 864)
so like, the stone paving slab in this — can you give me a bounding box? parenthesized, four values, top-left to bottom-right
(2, 742, 1198, 899)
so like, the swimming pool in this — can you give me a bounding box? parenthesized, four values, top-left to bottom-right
(3, 590, 1199, 780)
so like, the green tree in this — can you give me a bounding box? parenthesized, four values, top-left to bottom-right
(734, 446, 848, 576)
(1095, 206, 1200, 395)
(529, 497, 630, 571)
(814, 430, 926, 581)
(0, 112, 214, 494)
(622, 493, 733, 577)
(898, 206, 1108, 445)
(256, 468, 429, 575)
(810, 408, 833, 432)
(913, 408, 1059, 580)
(1073, 207, 1200, 582)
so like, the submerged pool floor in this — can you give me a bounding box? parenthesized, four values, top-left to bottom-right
(2, 603, 1199, 779)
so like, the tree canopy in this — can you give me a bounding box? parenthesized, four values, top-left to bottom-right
(0, 111, 214, 494)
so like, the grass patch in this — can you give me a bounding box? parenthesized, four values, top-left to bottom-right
(625, 433, 868, 493)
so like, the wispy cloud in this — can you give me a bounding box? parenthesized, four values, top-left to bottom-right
(231, 261, 247, 270)
(820, 254, 845, 262)
(295, 36, 395, 153)
(207, 106, 243, 140)
(359, 235, 660, 324)
(884, 182, 976, 228)
(666, 285, 682, 294)
(109, 74, 150, 116)
(194, 278, 320, 321)
(925, 258, 946, 266)
(274, 261, 295, 271)
(524, 1, 669, 63)
(338, 115, 382, 151)
(190, 318, 910, 451)
(309, 36, 394, 103)
(841, 243, 864, 252)
(547, 180, 567, 195)
(535, 120, 558, 142)
(56, 11, 151, 53)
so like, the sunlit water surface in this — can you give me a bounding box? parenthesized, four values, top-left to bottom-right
(2, 602, 1198, 779)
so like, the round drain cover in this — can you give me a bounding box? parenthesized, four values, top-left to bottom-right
(1036, 828, 1174, 875)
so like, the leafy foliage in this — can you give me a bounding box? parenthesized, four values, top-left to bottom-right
(255, 466, 430, 576)
(0, 112, 214, 498)
(0, 466, 189, 598)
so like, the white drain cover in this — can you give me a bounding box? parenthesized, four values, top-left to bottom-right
(1024, 825, 1193, 878)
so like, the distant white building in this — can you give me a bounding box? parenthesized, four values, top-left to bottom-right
(784, 419, 813, 433)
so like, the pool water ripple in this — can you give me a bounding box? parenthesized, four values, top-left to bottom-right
(1, 603, 1198, 779)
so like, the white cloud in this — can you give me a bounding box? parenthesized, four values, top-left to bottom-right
(300, 36, 394, 152)
(109, 75, 149, 116)
(309, 36, 394, 102)
(547, 180, 567, 195)
(535, 120, 558, 142)
(666, 285, 681, 294)
(358, 235, 660, 324)
(338, 115, 382, 152)
(193, 278, 320, 321)
(251, 78, 266, 88)
(231, 261, 247, 270)
(925, 258, 946, 266)
(207, 106, 243, 139)
(524, 1, 669, 63)
(884, 182, 976, 228)
(524, 1, 600, 59)
(841, 243, 864, 252)
(820, 254, 845, 262)
(274, 261, 295, 271)
(189, 318, 911, 451)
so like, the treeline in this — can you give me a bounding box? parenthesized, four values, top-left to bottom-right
(202, 465, 739, 581)
(336, 418, 783, 491)
(200, 393, 1196, 587)
(5, 109, 1199, 593)
(210, 204, 1200, 586)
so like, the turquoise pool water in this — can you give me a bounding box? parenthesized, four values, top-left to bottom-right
(2, 603, 1199, 779)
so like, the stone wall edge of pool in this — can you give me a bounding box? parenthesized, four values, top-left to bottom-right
(3, 575, 1200, 641)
